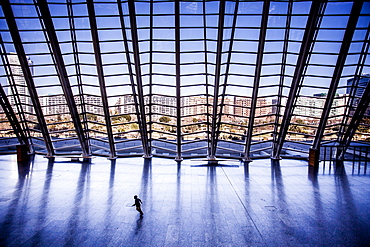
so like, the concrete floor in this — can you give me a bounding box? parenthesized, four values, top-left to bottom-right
(0, 154, 369, 246)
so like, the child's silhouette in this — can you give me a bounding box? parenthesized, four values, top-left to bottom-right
(132, 195, 143, 215)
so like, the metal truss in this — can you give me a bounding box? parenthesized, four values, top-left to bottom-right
(127, 1, 151, 158)
(272, 0, 328, 159)
(243, 0, 270, 161)
(1, 0, 54, 156)
(0, 35, 31, 148)
(86, 0, 116, 159)
(272, 0, 293, 154)
(209, 0, 226, 160)
(338, 80, 370, 159)
(312, 0, 364, 151)
(175, 0, 182, 161)
(0, 0, 368, 163)
(36, 0, 91, 157)
(121, 0, 151, 158)
(213, 0, 240, 160)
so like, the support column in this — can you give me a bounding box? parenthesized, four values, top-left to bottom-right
(308, 148, 320, 167)
(243, 0, 270, 161)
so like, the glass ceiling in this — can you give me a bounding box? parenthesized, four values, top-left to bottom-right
(0, 0, 369, 161)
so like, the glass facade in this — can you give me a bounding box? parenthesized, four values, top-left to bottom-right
(0, 0, 369, 161)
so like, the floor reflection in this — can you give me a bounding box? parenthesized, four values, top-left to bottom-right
(65, 162, 91, 245)
(1, 156, 369, 246)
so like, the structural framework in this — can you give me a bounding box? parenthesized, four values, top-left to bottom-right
(0, 0, 369, 162)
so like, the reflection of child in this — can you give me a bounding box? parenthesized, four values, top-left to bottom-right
(132, 195, 144, 215)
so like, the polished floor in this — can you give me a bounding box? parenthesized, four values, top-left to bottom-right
(0, 155, 369, 247)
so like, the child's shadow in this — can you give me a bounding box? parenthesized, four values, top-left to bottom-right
(135, 215, 143, 235)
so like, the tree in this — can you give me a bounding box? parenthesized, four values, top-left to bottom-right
(111, 116, 121, 122)
(159, 116, 171, 123)
(86, 113, 98, 121)
(130, 123, 139, 130)
(122, 114, 131, 122)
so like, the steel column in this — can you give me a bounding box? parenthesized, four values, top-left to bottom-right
(212, 1, 240, 160)
(67, 0, 90, 146)
(0, 35, 31, 148)
(1, 0, 54, 156)
(203, 0, 211, 159)
(243, 0, 270, 161)
(149, 0, 153, 151)
(174, 0, 182, 161)
(312, 0, 364, 150)
(272, 0, 293, 156)
(36, 0, 91, 157)
(87, 0, 116, 159)
(126, 0, 151, 158)
(208, 0, 225, 160)
(272, 0, 327, 159)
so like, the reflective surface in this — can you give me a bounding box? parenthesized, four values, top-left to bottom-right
(0, 155, 369, 246)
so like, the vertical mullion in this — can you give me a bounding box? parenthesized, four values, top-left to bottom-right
(175, 0, 182, 161)
(67, 0, 90, 144)
(214, 0, 239, 157)
(272, 0, 293, 156)
(0, 35, 32, 144)
(87, 0, 116, 158)
(118, 0, 150, 158)
(203, 0, 211, 158)
(272, 0, 327, 159)
(1, 0, 54, 156)
(312, 0, 364, 150)
(149, 0, 153, 151)
(209, 0, 225, 160)
(37, 0, 91, 157)
(243, 0, 270, 161)
(127, 0, 151, 158)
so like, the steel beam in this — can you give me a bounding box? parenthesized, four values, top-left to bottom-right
(0, 35, 31, 148)
(243, 0, 270, 161)
(312, 0, 364, 151)
(174, 0, 182, 161)
(67, 0, 90, 147)
(118, 1, 151, 157)
(212, 1, 240, 160)
(202, 0, 211, 159)
(338, 23, 370, 148)
(1, 0, 54, 156)
(208, 0, 225, 160)
(338, 78, 370, 159)
(126, 0, 151, 158)
(149, 0, 153, 152)
(272, 0, 327, 159)
(86, 0, 116, 159)
(36, 0, 91, 157)
(272, 0, 293, 157)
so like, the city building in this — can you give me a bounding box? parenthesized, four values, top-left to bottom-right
(6, 53, 33, 113)
(41, 95, 103, 116)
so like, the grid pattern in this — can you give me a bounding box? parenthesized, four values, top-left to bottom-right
(0, 0, 369, 161)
